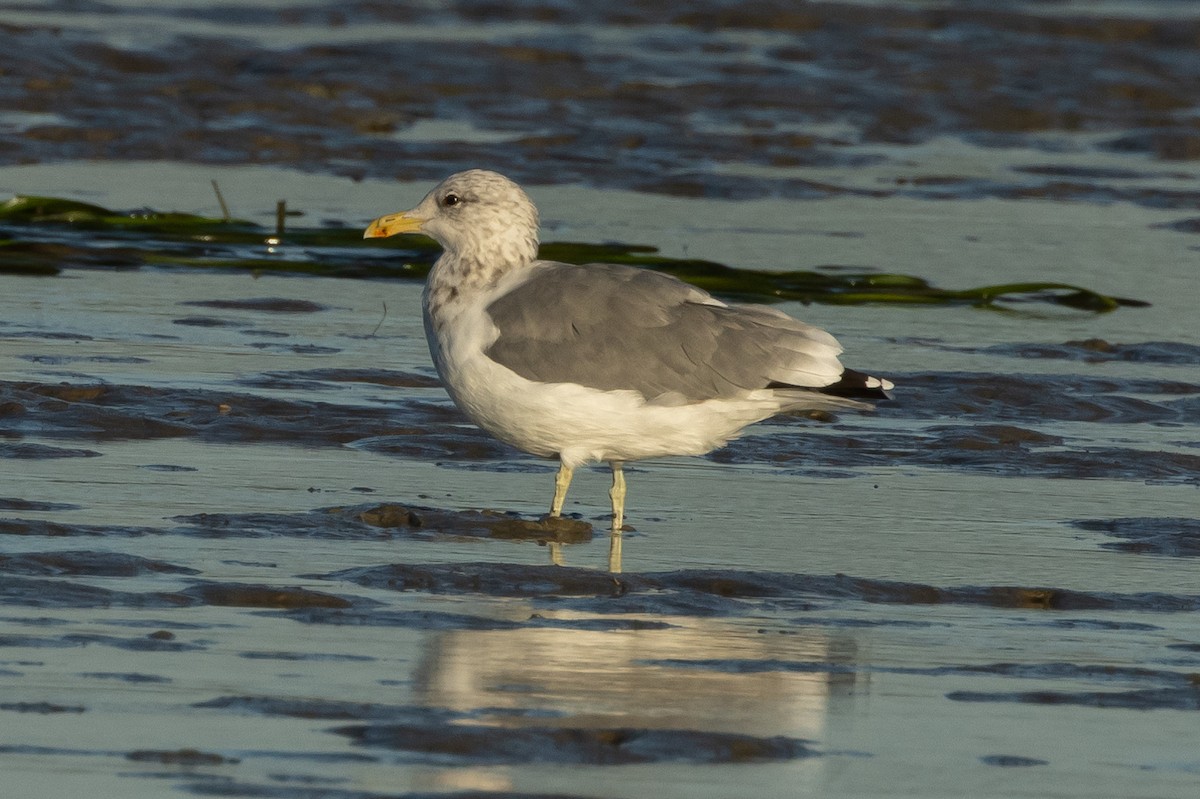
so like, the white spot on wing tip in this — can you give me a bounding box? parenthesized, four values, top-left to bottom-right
(865, 375, 895, 391)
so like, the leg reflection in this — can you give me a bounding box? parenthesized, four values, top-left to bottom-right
(608, 528, 623, 574)
(608, 461, 626, 532)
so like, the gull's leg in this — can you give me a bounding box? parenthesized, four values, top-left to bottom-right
(609, 461, 626, 531)
(550, 461, 574, 517)
(545, 461, 574, 567)
(607, 461, 626, 573)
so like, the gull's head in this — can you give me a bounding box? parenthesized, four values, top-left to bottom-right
(364, 169, 540, 269)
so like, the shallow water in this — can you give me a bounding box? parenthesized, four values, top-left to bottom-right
(2, 2, 1200, 798)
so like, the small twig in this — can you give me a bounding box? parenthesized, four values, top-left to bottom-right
(370, 301, 388, 337)
(211, 180, 231, 221)
(275, 200, 286, 238)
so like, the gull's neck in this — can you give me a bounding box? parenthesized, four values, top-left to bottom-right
(429, 249, 530, 295)
(428, 215, 540, 295)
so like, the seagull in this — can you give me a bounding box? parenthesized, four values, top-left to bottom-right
(364, 169, 892, 534)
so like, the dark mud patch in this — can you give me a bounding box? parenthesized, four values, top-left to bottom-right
(18, 354, 151, 366)
(179, 582, 354, 610)
(179, 298, 328, 313)
(348, 432, 516, 462)
(1157, 215, 1200, 235)
(172, 316, 247, 328)
(0, 518, 162, 537)
(0, 563, 355, 614)
(171, 509, 381, 541)
(874, 372, 1200, 425)
(126, 748, 239, 766)
(717, 424, 1200, 486)
(0, 702, 85, 714)
(281, 607, 526, 632)
(1072, 517, 1200, 557)
(283, 607, 673, 633)
(719, 369, 1200, 484)
(0, 631, 202, 653)
(0, 578, 179, 610)
(0, 442, 101, 459)
(0, 378, 450, 448)
(1012, 165, 1176, 181)
(237, 368, 441, 392)
(2, 501, 590, 558)
(981, 754, 1048, 767)
(175, 503, 592, 545)
(978, 339, 1200, 366)
(202, 676, 790, 766)
(996, 180, 1200, 209)
(237, 329, 290, 339)
(245, 342, 341, 355)
(654, 571, 1200, 614)
(81, 671, 171, 684)
(657, 657, 1200, 713)
(314, 562, 1200, 615)
(0, 497, 80, 511)
(0, 550, 198, 577)
(645, 658, 1200, 688)
(318, 562, 631, 600)
(185, 784, 592, 799)
(780, 616, 942, 630)
(334, 722, 815, 765)
(948, 685, 1200, 711)
(238, 651, 376, 662)
(1033, 618, 1161, 632)
(194, 695, 450, 722)
(0, 330, 95, 341)
(1167, 643, 1200, 654)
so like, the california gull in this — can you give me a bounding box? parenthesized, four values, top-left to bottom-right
(364, 169, 892, 533)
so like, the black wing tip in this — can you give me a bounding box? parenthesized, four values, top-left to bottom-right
(817, 368, 895, 400)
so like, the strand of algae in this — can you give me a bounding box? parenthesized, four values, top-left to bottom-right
(0, 195, 1147, 312)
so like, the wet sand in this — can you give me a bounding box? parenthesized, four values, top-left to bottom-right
(2, 2, 1200, 798)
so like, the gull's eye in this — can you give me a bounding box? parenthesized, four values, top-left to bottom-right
(442, 193, 461, 207)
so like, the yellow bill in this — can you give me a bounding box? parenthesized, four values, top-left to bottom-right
(363, 210, 424, 239)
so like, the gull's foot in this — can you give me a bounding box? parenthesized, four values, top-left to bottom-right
(534, 513, 594, 539)
(490, 514, 593, 543)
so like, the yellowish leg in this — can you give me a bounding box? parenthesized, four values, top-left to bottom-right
(607, 462, 625, 573)
(609, 462, 626, 531)
(544, 461, 575, 567)
(550, 461, 573, 517)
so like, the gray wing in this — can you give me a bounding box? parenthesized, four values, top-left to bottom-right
(484, 261, 846, 402)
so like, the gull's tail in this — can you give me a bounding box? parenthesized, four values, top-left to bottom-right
(768, 367, 893, 413)
(818, 368, 894, 400)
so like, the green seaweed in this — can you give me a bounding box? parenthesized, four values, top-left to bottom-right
(0, 194, 1148, 311)
(0, 195, 256, 234)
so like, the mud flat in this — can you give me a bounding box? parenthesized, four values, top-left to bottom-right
(2, 1, 1200, 797)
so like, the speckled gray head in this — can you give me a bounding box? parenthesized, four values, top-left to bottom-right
(364, 169, 540, 270)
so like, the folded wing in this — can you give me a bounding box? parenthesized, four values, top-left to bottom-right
(484, 262, 855, 404)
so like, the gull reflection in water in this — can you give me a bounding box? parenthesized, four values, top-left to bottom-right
(406, 611, 867, 792)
